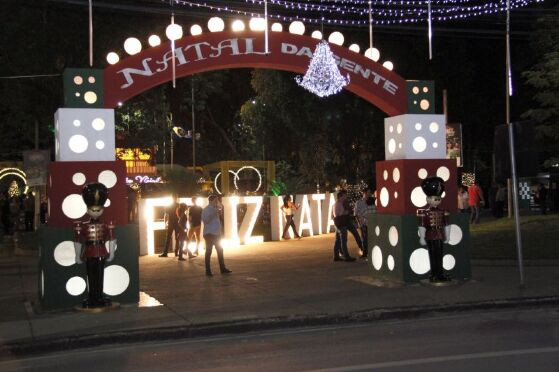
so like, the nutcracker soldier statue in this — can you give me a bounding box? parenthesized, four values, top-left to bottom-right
(74, 183, 117, 309)
(417, 177, 451, 283)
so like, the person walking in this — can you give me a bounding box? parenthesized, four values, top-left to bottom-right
(23, 192, 35, 231)
(495, 184, 507, 218)
(186, 196, 203, 258)
(159, 195, 180, 257)
(333, 190, 355, 262)
(176, 204, 188, 261)
(354, 189, 375, 259)
(537, 183, 548, 215)
(468, 181, 485, 224)
(457, 185, 469, 213)
(202, 195, 231, 276)
(281, 196, 301, 240)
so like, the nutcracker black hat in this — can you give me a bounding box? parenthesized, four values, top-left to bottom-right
(82, 183, 108, 208)
(421, 177, 445, 197)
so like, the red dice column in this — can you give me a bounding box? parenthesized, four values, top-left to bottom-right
(39, 68, 139, 309)
(368, 81, 471, 283)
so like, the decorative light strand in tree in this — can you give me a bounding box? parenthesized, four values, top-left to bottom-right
(295, 40, 350, 97)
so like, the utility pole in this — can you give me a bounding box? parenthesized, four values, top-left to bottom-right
(192, 78, 196, 175)
(505, 0, 524, 287)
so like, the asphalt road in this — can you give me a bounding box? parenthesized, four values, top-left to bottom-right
(2, 308, 559, 371)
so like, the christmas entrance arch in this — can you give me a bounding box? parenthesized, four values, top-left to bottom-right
(103, 31, 407, 116)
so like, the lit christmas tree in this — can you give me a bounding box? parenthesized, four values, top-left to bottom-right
(296, 40, 350, 97)
(8, 180, 20, 198)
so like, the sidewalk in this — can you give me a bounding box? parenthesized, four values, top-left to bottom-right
(1, 234, 559, 358)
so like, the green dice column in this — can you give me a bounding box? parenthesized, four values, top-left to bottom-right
(367, 213, 471, 283)
(38, 224, 139, 309)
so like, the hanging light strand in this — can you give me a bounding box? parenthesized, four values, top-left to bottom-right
(169, 0, 543, 26)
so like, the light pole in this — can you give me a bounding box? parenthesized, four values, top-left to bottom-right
(505, 0, 524, 287)
(192, 78, 196, 175)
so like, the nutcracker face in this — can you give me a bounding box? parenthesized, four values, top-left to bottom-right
(87, 205, 104, 219)
(426, 195, 441, 208)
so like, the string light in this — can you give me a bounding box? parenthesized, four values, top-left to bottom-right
(295, 40, 350, 97)
(168, 0, 543, 26)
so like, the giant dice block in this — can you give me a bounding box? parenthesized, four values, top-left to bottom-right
(55, 108, 115, 162)
(375, 159, 457, 215)
(47, 161, 127, 228)
(39, 224, 139, 309)
(384, 114, 446, 160)
(368, 213, 471, 283)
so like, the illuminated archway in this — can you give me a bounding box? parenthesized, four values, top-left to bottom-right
(103, 31, 407, 116)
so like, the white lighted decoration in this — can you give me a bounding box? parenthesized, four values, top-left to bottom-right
(271, 22, 283, 32)
(72, 172, 86, 186)
(296, 41, 350, 98)
(388, 226, 399, 246)
(66, 276, 87, 296)
(328, 31, 344, 45)
(68, 135, 88, 153)
(371, 246, 382, 270)
(375, 226, 380, 236)
(294, 194, 313, 237)
(213, 170, 239, 195)
(311, 194, 325, 235)
(103, 265, 130, 296)
(418, 168, 428, 179)
(384, 114, 446, 160)
(392, 168, 400, 183)
(61, 194, 87, 219)
(232, 19, 246, 32)
(249, 17, 266, 31)
(349, 44, 360, 53)
(54, 241, 76, 267)
(409, 248, 430, 275)
(222, 196, 241, 246)
(237, 196, 264, 244)
(148, 35, 161, 47)
(322, 192, 336, 234)
(190, 24, 203, 36)
(382, 61, 394, 71)
(54, 108, 116, 162)
(443, 254, 456, 271)
(233, 166, 263, 193)
(289, 21, 305, 35)
(106, 52, 120, 65)
(270, 196, 286, 240)
(166, 23, 183, 40)
(124, 37, 142, 55)
(364, 47, 380, 62)
(208, 17, 225, 32)
(126, 175, 162, 184)
(436, 166, 450, 182)
(448, 224, 463, 245)
(379, 187, 389, 207)
(311, 30, 322, 39)
(138, 196, 173, 255)
(387, 255, 395, 271)
(98, 170, 118, 188)
(410, 186, 427, 208)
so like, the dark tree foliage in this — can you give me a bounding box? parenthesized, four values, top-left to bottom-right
(522, 7, 559, 167)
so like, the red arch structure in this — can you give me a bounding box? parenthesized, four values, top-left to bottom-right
(104, 31, 407, 116)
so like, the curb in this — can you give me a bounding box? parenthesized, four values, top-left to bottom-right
(2, 295, 559, 358)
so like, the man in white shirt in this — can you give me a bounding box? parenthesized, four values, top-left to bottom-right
(202, 195, 231, 276)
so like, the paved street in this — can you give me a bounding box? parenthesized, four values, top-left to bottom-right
(2, 308, 558, 371)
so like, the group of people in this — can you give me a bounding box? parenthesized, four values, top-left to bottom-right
(159, 195, 231, 276)
(332, 189, 376, 262)
(0, 192, 38, 235)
